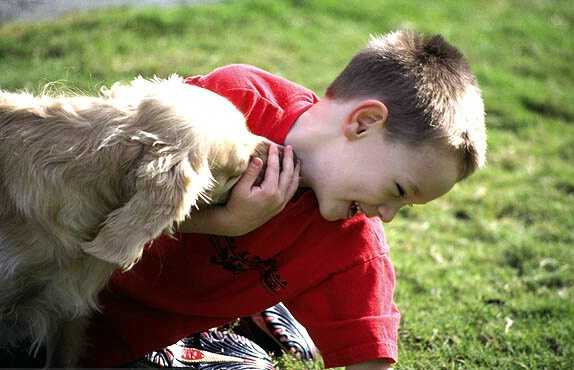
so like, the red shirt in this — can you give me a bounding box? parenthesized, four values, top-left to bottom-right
(84, 65, 400, 368)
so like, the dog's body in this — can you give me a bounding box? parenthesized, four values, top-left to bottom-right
(0, 75, 273, 366)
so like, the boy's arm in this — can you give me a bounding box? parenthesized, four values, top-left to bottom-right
(347, 359, 393, 370)
(178, 144, 300, 236)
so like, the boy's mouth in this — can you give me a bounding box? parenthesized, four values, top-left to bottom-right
(348, 201, 363, 219)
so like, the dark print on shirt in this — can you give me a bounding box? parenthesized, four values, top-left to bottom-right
(208, 235, 287, 296)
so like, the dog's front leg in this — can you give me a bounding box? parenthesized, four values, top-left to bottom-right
(81, 156, 207, 269)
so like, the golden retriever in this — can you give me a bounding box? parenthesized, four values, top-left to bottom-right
(0, 75, 276, 366)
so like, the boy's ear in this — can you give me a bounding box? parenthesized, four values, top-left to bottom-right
(343, 100, 388, 140)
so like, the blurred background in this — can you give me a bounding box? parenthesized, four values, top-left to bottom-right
(1, 0, 220, 22)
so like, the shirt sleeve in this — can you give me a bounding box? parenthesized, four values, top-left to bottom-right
(284, 252, 400, 367)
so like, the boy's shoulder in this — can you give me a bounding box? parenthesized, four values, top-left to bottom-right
(185, 64, 314, 100)
(186, 64, 318, 144)
(185, 64, 279, 88)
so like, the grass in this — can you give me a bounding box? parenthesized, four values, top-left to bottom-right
(1, 0, 573, 368)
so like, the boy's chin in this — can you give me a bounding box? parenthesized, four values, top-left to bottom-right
(321, 215, 339, 222)
(317, 204, 342, 222)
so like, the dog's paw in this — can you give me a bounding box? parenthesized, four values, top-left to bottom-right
(81, 234, 143, 269)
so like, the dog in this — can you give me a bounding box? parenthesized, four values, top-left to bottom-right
(0, 75, 281, 367)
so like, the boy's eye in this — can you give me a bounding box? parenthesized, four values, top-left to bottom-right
(396, 183, 406, 198)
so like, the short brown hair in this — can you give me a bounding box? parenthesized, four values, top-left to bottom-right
(325, 30, 486, 181)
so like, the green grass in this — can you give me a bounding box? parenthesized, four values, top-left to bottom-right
(1, 0, 572, 368)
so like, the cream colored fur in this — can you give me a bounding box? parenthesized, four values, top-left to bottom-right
(0, 75, 272, 367)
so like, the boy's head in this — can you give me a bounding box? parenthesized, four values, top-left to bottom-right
(325, 30, 486, 181)
(293, 30, 486, 222)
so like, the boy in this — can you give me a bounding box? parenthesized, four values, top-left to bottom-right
(83, 30, 486, 369)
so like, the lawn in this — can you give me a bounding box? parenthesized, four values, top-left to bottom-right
(1, 0, 572, 369)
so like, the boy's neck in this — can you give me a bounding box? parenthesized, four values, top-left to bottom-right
(285, 98, 345, 189)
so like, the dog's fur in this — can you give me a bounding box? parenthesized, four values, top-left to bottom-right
(0, 75, 275, 366)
